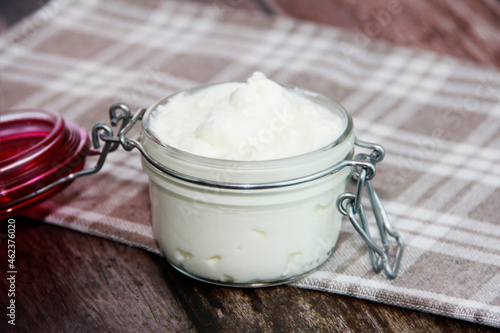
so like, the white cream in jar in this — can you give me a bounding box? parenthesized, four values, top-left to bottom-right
(141, 72, 355, 285)
(150, 72, 343, 161)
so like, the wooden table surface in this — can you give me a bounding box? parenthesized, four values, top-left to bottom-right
(1, 0, 500, 332)
(1, 217, 498, 332)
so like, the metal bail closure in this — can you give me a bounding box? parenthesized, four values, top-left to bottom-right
(337, 139, 404, 279)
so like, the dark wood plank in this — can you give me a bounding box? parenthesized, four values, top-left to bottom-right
(190, 0, 272, 13)
(0, 218, 195, 333)
(262, 0, 500, 68)
(1, 218, 497, 332)
(0, 0, 50, 31)
(156, 250, 499, 332)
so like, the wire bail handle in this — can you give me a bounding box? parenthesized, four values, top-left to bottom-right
(337, 139, 404, 279)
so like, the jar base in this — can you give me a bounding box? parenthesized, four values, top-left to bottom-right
(166, 260, 323, 288)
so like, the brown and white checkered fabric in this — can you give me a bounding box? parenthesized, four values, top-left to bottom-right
(1, 0, 499, 327)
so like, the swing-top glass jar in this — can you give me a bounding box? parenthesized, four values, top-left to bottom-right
(133, 73, 402, 286)
(0, 73, 403, 287)
(141, 86, 353, 285)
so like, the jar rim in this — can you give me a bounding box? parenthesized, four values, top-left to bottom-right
(141, 83, 354, 168)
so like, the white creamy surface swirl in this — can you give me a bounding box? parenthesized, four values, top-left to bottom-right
(150, 72, 343, 161)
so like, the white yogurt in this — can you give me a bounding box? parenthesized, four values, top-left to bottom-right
(149, 72, 343, 161)
(142, 73, 354, 284)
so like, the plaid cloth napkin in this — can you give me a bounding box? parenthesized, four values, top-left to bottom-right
(1, 0, 499, 327)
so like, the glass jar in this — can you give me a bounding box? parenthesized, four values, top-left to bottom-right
(140, 86, 355, 286)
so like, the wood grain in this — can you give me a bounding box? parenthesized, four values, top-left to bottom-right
(0, 218, 194, 333)
(1, 218, 497, 332)
(262, 0, 500, 68)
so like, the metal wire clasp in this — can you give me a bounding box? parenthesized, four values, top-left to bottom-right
(337, 139, 404, 279)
